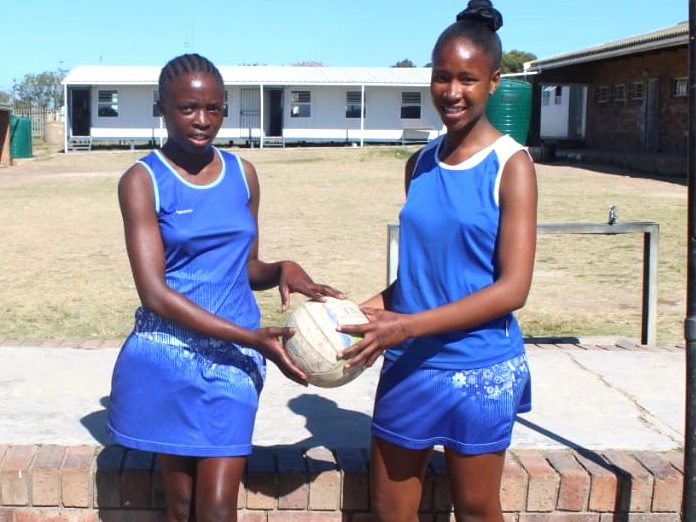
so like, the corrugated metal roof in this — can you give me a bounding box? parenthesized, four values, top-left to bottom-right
(63, 65, 432, 87)
(525, 21, 687, 72)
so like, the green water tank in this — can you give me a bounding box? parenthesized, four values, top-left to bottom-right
(486, 78, 532, 145)
(9, 115, 33, 159)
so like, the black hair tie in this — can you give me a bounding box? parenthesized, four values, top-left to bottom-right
(456, 2, 503, 32)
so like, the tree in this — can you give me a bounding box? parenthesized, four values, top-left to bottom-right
(0, 90, 10, 105)
(392, 59, 415, 68)
(501, 50, 537, 74)
(12, 69, 67, 110)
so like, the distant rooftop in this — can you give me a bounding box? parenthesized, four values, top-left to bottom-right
(525, 21, 687, 72)
(63, 65, 432, 87)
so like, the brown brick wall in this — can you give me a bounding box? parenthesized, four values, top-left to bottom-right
(584, 48, 687, 154)
(0, 446, 684, 521)
(0, 109, 10, 168)
(536, 46, 687, 156)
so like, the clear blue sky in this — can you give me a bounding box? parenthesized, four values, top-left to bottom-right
(0, 0, 687, 92)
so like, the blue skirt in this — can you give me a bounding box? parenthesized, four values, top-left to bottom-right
(106, 327, 266, 457)
(372, 353, 531, 455)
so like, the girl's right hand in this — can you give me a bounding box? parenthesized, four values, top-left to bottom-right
(254, 327, 308, 386)
(337, 308, 411, 369)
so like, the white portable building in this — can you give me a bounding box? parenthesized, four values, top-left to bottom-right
(62, 65, 443, 150)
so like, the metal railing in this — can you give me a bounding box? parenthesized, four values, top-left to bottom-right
(386, 221, 659, 345)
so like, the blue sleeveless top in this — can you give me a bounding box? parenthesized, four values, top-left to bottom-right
(134, 147, 261, 348)
(387, 134, 527, 370)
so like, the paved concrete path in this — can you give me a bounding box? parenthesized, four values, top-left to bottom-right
(0, 343, 685, 451)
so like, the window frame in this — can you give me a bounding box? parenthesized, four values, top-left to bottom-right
(672, 77, 687, 98)
(594, 85, 609, 104)
(400, 91, 421, 119)
(345, 90, 364, 119)
(97, 89, 119, 118)
(290, 90, 312, 118)
(627, 81, 644, 101)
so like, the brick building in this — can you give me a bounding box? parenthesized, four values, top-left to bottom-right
(524, 22, 687, 160)
(0, 104, 10, 167)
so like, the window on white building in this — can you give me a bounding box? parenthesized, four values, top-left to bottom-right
(291, 91, 311, 117)
(152, 90, 160, 117)
(346, 91, 364, 119)
(401, 92, 421, 119)
(98, 90, 119, 117)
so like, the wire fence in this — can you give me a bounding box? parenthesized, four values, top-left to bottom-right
(11, 106, 63, 138)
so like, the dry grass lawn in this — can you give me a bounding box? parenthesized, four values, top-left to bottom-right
(0, 143, 686, 347)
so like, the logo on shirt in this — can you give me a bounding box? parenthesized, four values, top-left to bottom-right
(175, 209, 193, 215)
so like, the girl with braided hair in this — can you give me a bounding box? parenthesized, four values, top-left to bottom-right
(338, 2, 537, 520)
(106, 53, 343, 521)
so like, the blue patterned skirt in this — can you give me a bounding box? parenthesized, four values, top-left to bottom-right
(106, 309, 266, 457)
(372, 353, 531, 455)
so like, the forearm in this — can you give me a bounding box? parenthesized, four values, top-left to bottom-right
(140, 284, 258, 347)
(247, 259, 283, 291)
(402, 279, 530, 339)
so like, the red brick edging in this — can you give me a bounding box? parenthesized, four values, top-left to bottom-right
(0, 445, 684, 521)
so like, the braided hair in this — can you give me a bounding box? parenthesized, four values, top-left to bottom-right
(157, 53, 224, 106)
(432, 0, 503, 69)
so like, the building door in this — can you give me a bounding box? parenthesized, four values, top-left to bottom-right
(239, 88, 260, 144)
(70, 89, 91, 137)
(644, 78, 660, 152)
(567, 86, 586, 140)
(266, 89, 284, 137)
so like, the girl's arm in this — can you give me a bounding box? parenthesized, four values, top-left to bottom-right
(119, 162, 306, 383)
(401, 149, 537, 335)
(339, 149, 537, 366)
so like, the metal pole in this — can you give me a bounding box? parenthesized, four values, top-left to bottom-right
(683, 1, 696, 519)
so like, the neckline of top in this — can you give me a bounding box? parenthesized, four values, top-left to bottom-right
(436, 135, 508, 171)
(154, 147, 226, 189)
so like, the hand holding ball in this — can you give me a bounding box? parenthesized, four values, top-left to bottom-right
(284, 297, 368, 387)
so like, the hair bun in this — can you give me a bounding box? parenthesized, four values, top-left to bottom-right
(456, 0, 503, 32)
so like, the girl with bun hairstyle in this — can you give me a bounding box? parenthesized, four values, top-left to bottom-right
(339, 1, 537, 520)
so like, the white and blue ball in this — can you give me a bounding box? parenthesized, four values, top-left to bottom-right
(285, 297, 368, 388)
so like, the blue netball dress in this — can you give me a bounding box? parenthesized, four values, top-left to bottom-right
(106, 148, 265, 457)
(372, 134, 532, 454)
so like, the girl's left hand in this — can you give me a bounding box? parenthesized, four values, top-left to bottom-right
(337, 307, 410, 369)
(278, 261, 344, 311)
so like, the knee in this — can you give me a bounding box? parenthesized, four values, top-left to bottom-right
(372, 489, 420, 522)
(196, 495, 238, 522)
(166, 494, 193, 522)
(452, 492, 502, 522)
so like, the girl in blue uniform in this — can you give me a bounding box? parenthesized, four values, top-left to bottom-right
(338, 2, 537, 521)
(106, 53, 342, 522)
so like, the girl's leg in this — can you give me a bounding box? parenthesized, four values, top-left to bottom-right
(158, 454, 196, 522)
(194, 456, 247, 522)
(371, 436, 432, 522)
(445, 449, 506, 522)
